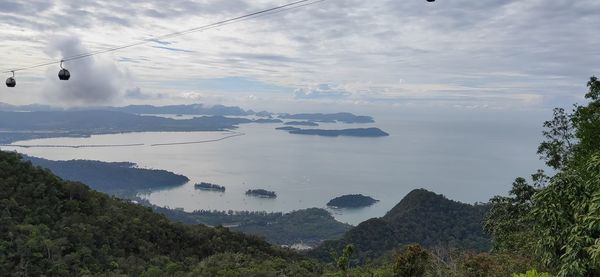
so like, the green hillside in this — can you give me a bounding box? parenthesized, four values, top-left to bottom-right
(310, 189, 491, 262)
(0, 151, 318, 276)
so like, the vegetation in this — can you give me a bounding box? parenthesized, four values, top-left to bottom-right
(245, 189, 277, 198)
(4, 77, 600, 276)
(26, 156, 189, 197)
(194, 182, 225, 192)
(151, 206, 352, 246)
(327, 194, 379, 208)
(311, 189, 491, 263)
(0, 151, 317, 276)
(485, 76, 600, 276)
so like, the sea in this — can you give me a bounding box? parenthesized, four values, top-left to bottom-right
(1, 111, 546, 225)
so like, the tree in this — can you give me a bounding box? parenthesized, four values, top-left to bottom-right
(487, 76, 600, 277)
(484, 177, 538, 255)
(537, 108, 575, 170)
(336, 244, 354, 276)
(394, 244, 431, 277)
(533, 154, 600, 276)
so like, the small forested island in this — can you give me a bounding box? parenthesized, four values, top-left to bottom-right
(246, 189, 277, 198)
(284, 121, 319, 126)
(277, 127, 389, 137)
(327, 194, 379, 208)
(194, 182, 225, 192)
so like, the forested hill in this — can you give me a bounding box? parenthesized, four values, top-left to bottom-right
(310, 189, 491, 262)
(24, 156, 189, 196)
(0, 151, 318, 276)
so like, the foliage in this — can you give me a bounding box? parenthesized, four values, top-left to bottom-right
(486, 76, 600, 277)
(337, 244, 354, 275)
(322, 244, 532, 277)
(484, 176, 540, 256)
(311, 189, 491, 263)
(148, 205, 352, 247)
(194, 182, 226, 192)
(246, 189, 277, 198)
(393, 244, 430, 277)
(537, 107, 575, 170)
(513, 270, 554, 277)
(186, 252, 322, 277)
(25, 156, 189, 197)
(533, 154, 600, 276)
(0, 151, 307, 276)
(327, 194, 379, 208)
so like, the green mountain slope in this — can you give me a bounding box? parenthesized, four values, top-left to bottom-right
(310, 189, 491, 262)
(0, 151, 314, 276)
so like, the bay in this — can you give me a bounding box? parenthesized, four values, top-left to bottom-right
(2, 113, 544, 224)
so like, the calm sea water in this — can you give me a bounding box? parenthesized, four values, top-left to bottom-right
(2, 112, 545, 224)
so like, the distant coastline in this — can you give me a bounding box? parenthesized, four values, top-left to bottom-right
(0, 106, 382, 144)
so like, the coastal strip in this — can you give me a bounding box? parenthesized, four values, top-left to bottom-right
(150, 132, 245, 147)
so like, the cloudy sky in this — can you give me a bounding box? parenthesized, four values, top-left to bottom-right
(0, 0, 598, 113)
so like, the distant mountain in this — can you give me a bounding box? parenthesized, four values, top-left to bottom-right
(103, 104, 252, 116)
(0, 151, 309, 276)
(310, 189, 491, 262)
(0, 102, 253, 116)
(278, 112, 375, 123)
(0, 102, 59, 112)
(276, 127, 389, 137)
(24, 156, 189, 196)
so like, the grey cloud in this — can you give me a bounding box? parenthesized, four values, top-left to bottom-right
(124, 87, 166, 100)
(0, 0, 53, 14)
(42, 36, 126, 105)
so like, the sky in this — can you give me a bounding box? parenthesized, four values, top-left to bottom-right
(0, 0, 599, 113)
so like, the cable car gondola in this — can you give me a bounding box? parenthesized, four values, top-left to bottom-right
(58, 60, 70, 80)
(6, 71, 15, 87)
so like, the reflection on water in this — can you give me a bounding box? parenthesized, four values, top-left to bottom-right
(2, 116, 544, 225)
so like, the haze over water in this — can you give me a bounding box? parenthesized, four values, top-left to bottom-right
(3, 111, 545, 225)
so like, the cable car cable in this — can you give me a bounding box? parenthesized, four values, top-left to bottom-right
(1, 0, 327, 74)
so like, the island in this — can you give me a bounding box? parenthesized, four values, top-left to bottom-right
(284, 121, 319, 126)
(327, 194, 379, 208)
(278, 112, 375, 123)
(276, 127, 389, 137)
(194, 182, 226, 192)
(246, 189, 277, 198)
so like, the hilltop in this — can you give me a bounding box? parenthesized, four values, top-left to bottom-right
(310, 189, 491, 262)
